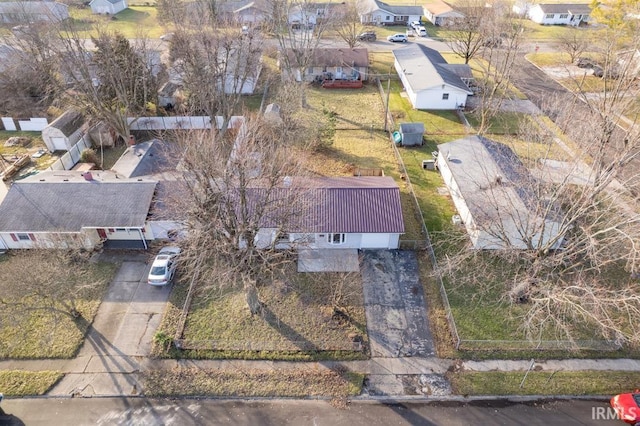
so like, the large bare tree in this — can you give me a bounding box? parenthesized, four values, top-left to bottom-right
(446, 0, 493, 64)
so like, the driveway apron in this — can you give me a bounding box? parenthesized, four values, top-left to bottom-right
(360, 250, 435, 358)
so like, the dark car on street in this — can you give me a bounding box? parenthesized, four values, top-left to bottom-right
(357, 31, 376, 42)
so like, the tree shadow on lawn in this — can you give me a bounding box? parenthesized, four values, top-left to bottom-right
(260, 305, 318, 351)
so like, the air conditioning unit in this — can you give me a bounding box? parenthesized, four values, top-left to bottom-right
(452, 215, 462, 225)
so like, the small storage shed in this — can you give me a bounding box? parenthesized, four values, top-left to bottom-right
(399, 122, 425, 146)
(42, 110, 85, 152)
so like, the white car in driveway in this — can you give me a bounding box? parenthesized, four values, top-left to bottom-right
(387, 33, 408, 43)
(148, 246, 181, 286)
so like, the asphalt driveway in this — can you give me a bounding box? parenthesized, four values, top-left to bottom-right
(360, 250, 435, 358)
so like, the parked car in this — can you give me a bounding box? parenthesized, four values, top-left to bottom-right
(416, 26, 428, 37)
(409, 20, 421, 30)
(387, 33, 408, 43)
(611, 391, 640, 425)
(357, 31, 376, 42)
(482, 36, 502, 47)
(576, 57, 596, 68)
(148, 246, 181, 286)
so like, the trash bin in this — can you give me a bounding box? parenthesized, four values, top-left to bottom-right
(393, 131, 402, 144)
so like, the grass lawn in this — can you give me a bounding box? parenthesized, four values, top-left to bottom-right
(143, 368, 364, 397)
(0, 371, 63, 397)
(527, 52, 572, 67)
(156, 262, 369, 360)
(450, 371, 640, 396)
(0, 252, 117, 359)
(0, 131, 61, 174)
(95, 143, 127, 170)
(466, 111, 526, 134)
(69, 5, 164, 38)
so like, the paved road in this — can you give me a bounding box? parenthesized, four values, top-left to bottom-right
(0, 397, 615, 426)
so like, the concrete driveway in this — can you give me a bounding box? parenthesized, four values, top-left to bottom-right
(50, 256, 171, 396)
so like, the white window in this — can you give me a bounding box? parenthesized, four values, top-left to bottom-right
(17, 233, 30, 241)
(559, 14, 568, 19)
(545, 13, 554, 19)
(442, 93, 449, 100)
(385, 15, 391, 21)
(328, 233, 345, 245)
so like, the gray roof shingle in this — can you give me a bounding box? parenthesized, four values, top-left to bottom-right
(538, 3, 591, 14)
(0, 180, 156, 232)
(393, 44, 473, 94)
(48, 110, 84, 136)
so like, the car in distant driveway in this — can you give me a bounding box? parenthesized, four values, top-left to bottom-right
(148, 246, 181, 286)
(611, 391, 640, 425)
(357, 31, 376, 42)
(416, 26, 428, 37)
(387, 33, 408, 43)
(409, 20, 421, 30)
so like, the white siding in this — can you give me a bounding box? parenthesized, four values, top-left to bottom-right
(0, 231, 97, 249)
(361, 233, 390, 249)
(414, 86, 468, 110)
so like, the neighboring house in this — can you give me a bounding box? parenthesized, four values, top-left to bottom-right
(288, 2, 344, 29)
(158, 81, 183, 108)
(217, 0, 269, 24)
(282, 48, 369, 82)
(424, 0, 465, 26)
(393, 44, 473, 110)
(42, 110, 86, 152)
(0, 1, 69, 23)
(359, 0, 423, 26)
(437, 135, 564, 250)
(248, 176, 405, 250)
(0, 171, 157, 250)
(89, 0, 128, 15)
(515, 2, 591, 26)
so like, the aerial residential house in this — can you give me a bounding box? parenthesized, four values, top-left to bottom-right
(281, 48, 369, 82)
(359, 0, 423, 26)
(248, 176, 405, 250)
(42, 110, 86, 152)
(393, 44, 473, 110)
(437, 136, 565, 250)
(89, 0, 128, 15)
(0, 171, 157, 250)
(423, 0, 465, 26)
(288, 2, 344, 29)
(216, 0, 270, 24)
(514, 2, 591, 26)
(0, 1, 69, 23)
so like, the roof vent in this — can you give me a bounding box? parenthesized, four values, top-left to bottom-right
(283, 176, 292, 187)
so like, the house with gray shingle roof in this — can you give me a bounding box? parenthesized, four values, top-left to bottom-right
(359, 0, 423, 26)
(89, 0, 128, 15)
(0, 1, 68, 23)
(246, 176, 405, 250)
(437, 136, 565, 250)
(0, 170, 157, 250)
(393, 44, 473, 110)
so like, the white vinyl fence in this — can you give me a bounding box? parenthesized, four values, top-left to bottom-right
(2, 117, 48, 131)
(47, 136, 91, 171)
(128, 116, 244, 131)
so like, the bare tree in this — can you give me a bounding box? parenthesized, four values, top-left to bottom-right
(556, 29, 591, 64)
(333, 0, 363, 48)
(446, 0, 492, 64)
(54, 27, 159, 141)
(173, 113, 310, 313)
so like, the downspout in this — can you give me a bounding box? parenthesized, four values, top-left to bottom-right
(138, 227, 148, 250)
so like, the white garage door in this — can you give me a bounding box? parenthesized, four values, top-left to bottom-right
(361, 233, 390, 249)
(51, 137, 67, 151)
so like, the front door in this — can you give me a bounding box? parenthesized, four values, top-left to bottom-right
(97, 229, 107, 240)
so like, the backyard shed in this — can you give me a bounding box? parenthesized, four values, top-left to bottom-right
(399, 123, 425, 146)
(42, 110, 85, 152)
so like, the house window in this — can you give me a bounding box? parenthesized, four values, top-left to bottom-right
(17, 233, 31, 241)
(115, 228, 127, 232)
(545, 13, 554, 19)
(385, 15, 391, 21)
(328, 233, 345, 245)
(317, 8, 325, 15)
(277, 232, 290, 243)
(442, 93, 449, 100)
(307, 67, 314, 75)
(336, 66, 342, 74)
(559, 14, 568, 19)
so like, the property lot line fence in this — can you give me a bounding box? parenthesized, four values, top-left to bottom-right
(377, 79, 619, 352)
(47, 136, 91, 171)
(377, 77, 462, 350)
(174, 338, 363, 352)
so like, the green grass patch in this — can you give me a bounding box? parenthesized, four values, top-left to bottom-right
(143, 368, 364, 397)
(527, 52, 572, 67)
(69, 6, 163, 38)
(466, 111, 526, 134)
(0, 252, 118, 359)
(95, 143, 127, 170)
(0, 370, 63, 396)
(369, 52, 396, 76)
(449, 371, 640, 396)
(557, 75, 607, 92)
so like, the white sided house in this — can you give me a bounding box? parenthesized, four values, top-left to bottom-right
(0, 1, 69, 23)
(0, 171, 157, 250)
(437, 136, 565, 250)
(42, 110, 85, 152)
(89, 0, 128, 15)
(393, 44, 473, 110)
(248, 176, 405, 250)
(359, 0, 423, 26)
(517, 3, 591, 26)
(424, 0, 465, 26)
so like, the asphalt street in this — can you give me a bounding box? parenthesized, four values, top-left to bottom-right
(0, 397, 616, 426)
